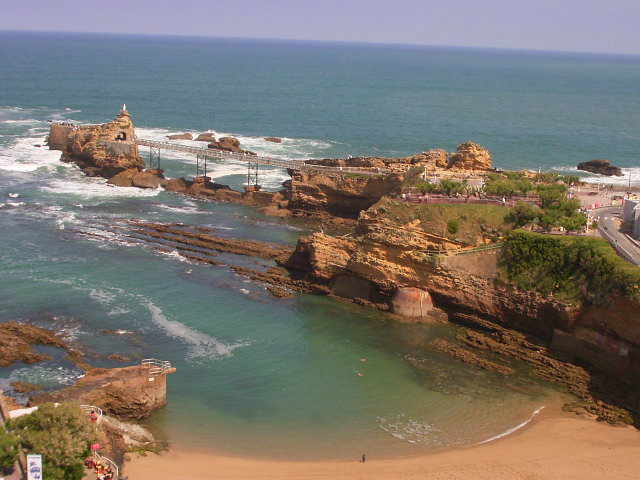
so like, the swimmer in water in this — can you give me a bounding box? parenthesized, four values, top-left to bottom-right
(357, 372, 363, 377)
(360, 357, 366, 362)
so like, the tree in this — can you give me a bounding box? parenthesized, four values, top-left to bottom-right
(416, 181, 436, 195)
(439, 179, 465, 197)
(534, 172, 560, 184)
(447, 219, 460, 234)
(562, 174, 580, 186)
(507, 201, 542, 227)
(8, 403, 97, 480)
(485, 179, 518, 198)
(537, 183, 567, 209)
(561, 213, 588, 232)
(0, 426, 19, 470)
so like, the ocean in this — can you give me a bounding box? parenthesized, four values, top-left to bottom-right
(0, 31, 636, 459)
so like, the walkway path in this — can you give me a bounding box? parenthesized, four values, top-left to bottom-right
(136, 139, 391, 176)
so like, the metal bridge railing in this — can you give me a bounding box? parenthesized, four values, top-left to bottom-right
(94, 452, 119, 480)
(80, 404, 103, 424)
(141, 358, 172, 375)
(135, 139, 391, 176)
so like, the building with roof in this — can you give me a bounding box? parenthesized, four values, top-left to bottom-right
(623, 198, 640, 239)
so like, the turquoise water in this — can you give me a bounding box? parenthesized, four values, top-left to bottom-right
(1, 31, 635, 459)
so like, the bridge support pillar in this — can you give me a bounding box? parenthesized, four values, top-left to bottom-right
(146, 146, 164, 175)
(244, 161, 261, 192)
(194, 153, 211, 183)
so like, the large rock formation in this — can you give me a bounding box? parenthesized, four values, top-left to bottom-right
(281, 169, 403, 220)
(30, 363, 176, 420)
(108, 168, 165, 189)
(48, 107, 144, 177)
(208, 136, 255, 155)
(0, 321, 70, 367)
(283, 206, 640, 385)
(421, 149, 449, 168)
(577, 159, 623, 177)
(448, 142, 492, 170)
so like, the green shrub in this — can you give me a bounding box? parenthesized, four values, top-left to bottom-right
(0, 426, 19, 469)
(501, 230, 640, 304)
(506, 201, 542, 226)
(447, 219, 460, 234)
(8, 403, 97, 480)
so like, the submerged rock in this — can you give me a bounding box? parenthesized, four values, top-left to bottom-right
(0, 321, 69, 367)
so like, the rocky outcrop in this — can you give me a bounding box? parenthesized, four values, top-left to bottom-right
(264, 137, 282, 143)
(421, 149, 449, 168)
(194, 132, 216, 142)
(108, 168, 165, 189)
(577, 159, 623, 177)
(282, 170, 403, 220)
(448, 142, 492, 170)
(282, 207, 640, 387)
(167, 133, 193, 140)
(30, 363, 175, 420)
(208, 136, 255, 155)
(0, 321, 71, 367)
(48, 107, 144, 178)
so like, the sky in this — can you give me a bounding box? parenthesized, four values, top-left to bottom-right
(2, 0, 639, 55)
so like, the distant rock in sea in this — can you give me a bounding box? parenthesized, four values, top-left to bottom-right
(208, 136, 255, 155)
(264, 137, 282, 143)
(577, 159, 623, 177)
(195, 132, 216, 142)
(167, 133, 193, 140)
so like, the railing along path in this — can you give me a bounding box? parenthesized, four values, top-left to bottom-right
(141, 358, 172, 375)
(136, 139, 391, 176)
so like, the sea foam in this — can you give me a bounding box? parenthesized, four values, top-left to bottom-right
(142, 300, 249, 361)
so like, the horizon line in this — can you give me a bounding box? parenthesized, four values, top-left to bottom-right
(2, 28, 640, 58)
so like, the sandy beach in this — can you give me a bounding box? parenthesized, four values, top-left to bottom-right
(125, 406, 640, 480)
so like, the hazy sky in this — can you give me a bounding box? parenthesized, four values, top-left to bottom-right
(2, 0, 639, 55)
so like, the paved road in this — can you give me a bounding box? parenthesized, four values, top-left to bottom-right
(593, 206, 640, 266)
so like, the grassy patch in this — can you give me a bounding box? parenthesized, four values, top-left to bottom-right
(501, 230, 640, 304)
(372, 198, 511, 245)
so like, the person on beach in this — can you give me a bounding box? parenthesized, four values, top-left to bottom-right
(361, 453, 366, 463)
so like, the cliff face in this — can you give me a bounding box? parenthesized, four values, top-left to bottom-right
(48, 108, 144, 177)
(283, 170, 403, 219)
(285, 209, 640, 383)
(30, 363, 175, 420)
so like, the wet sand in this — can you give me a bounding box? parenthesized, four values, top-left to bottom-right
(125, 406, 640, 480)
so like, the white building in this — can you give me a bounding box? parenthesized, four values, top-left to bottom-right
(623, 198, 640, 239)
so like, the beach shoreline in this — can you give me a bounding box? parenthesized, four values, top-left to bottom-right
(124, 405, 640, 479)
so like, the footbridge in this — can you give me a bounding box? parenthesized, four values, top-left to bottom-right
(135, 138, 389, 188)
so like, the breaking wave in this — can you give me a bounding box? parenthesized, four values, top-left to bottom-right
(377, 413, 440, 444)
(477, 405, 545, 444)
(142, 299, 249, 361)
